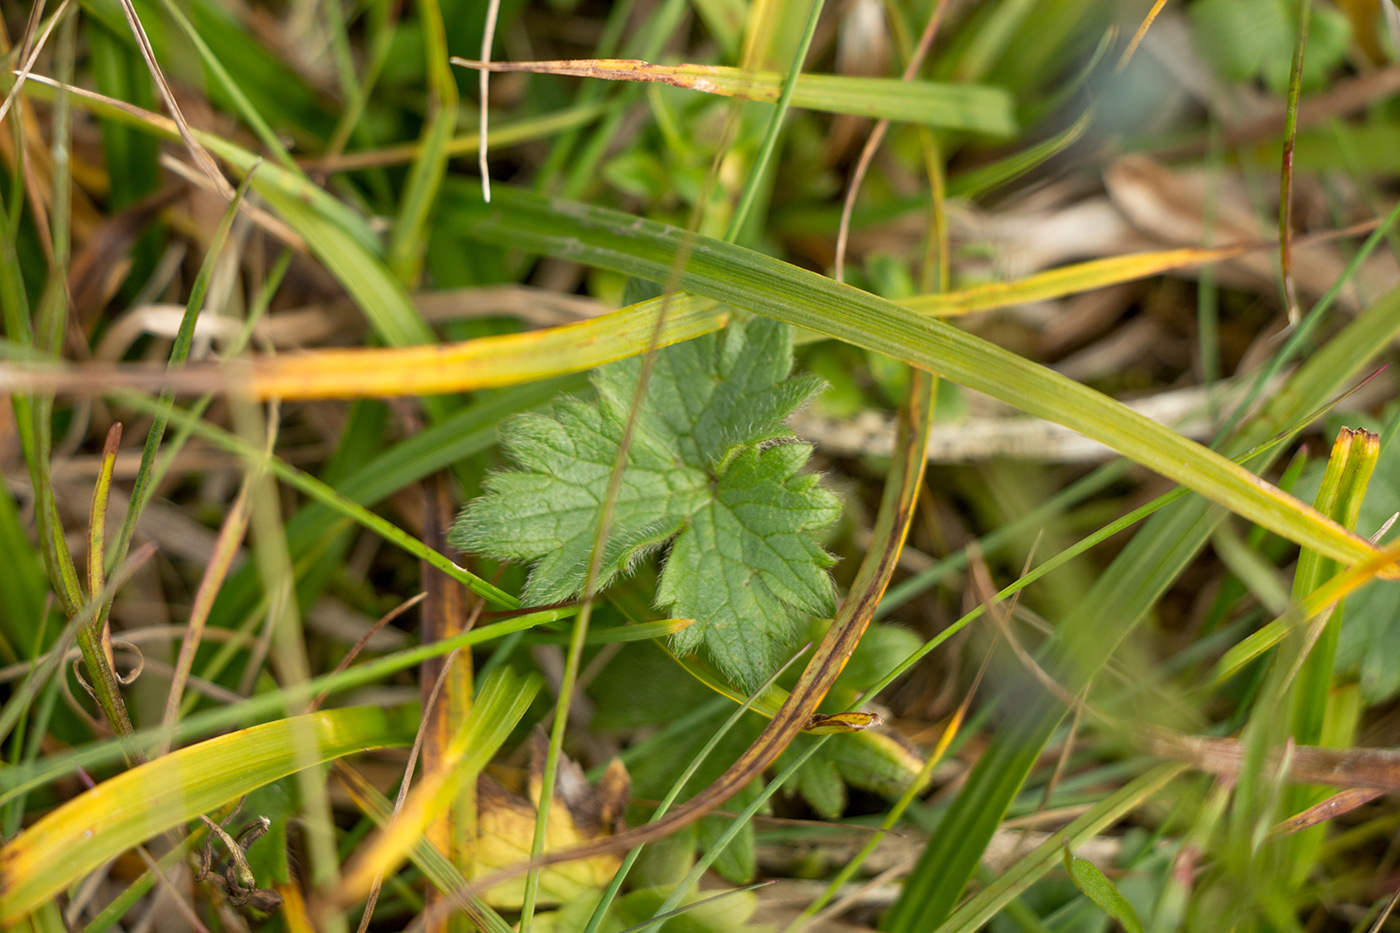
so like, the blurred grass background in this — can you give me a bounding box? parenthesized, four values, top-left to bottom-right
(5, 0, 1400, 931)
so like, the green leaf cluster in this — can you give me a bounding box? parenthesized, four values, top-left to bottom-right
(450, 317, 840, 689)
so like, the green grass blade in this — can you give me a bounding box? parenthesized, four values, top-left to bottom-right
(1063, 842, 1145, 933)
(152, 0, 297, 169)
(108, 162, 257, 576)
(86, 20, 160, 207)
(0, 485, 44, 663)
(387, 0, 456, 283)
(929, 765, 1186, 933)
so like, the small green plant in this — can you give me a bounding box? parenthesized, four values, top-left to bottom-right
(450, 316, 840, 689)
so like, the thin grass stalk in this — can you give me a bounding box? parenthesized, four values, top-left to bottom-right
(317, 0, 393, 166)
(157, 479, 252, 754)
(522, 3, 830, 923)
(107, 165, 258, 581)
(420, 475, 480, 933)
(1216, 195, 1400, 444)
(725, 0, 824, 240)
(0, 0, 70, 128)
(1115, 0, 1169, 73)
(557, 0, 688, 200)
(532, 0, 637, 191)
(113, 0, 230, 199)
(1279, 0, 1313, 324)
(153, 0, 296, 170)
(231, 395, 349, 933)
(520, 1, 819, 919)
(580, 650, 812, 933)
(389, 0, 456, 282)
(112, 389, 518, 607)
(29, 11, 140, 750)
(834, 0, 949, 281)
(478, 0, 500, 202)
(794, 45, 953, 926)
(358, 647, 456, 933)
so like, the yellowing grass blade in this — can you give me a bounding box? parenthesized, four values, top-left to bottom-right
(247, 294, 727, 399)
(451, 58, 1016, 136)
(0, 706, 409, 924)
(335, 667, 540, 907)
(904, 243, 1257, 317)
(2, 242, 1271, 398)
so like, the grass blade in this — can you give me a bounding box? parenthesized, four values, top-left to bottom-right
(454, 60, 1017, 136)
(0, 706, 413, 924)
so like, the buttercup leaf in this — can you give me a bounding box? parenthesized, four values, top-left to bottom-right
(451, 317, 838, 688)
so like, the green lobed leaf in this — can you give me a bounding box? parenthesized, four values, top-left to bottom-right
(451, 317, 838, 689)
(658, 443, 839, 683)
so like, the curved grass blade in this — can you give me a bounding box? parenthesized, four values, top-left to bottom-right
(0, 706, 412, 924)
(928, 765, 1186, 933)
(8, 238, 1274, 395)
(335, 667, 540, 907)
(333, 763, 515, 933)
(0, 610, 570, 809)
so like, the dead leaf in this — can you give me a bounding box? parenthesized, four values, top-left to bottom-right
(473, 731, 631, 907)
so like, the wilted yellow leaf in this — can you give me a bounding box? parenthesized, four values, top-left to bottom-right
(474, 731, 631, 908)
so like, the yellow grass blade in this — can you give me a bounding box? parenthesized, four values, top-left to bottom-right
(905, 243, 1256, 316)
(0, 706, 410, 923)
